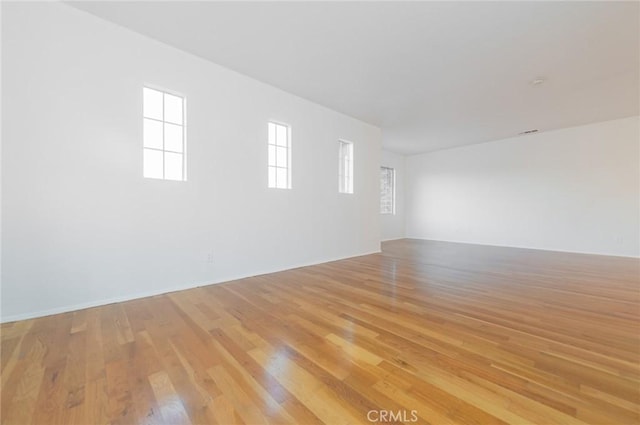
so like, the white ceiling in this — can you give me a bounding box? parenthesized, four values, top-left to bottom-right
(68, 1, 639, 155)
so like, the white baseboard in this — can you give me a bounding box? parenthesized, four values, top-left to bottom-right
(0, 282, 203, 324)
(0, 249, 382, 324)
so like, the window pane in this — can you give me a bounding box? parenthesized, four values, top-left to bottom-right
(276, 146, 287, 167)
(268, 145, 276, 166)
(268, 123, 276, 145)
(143, 148, 163, 179)
(143, 87, 163, 120)
(164, 93, 183, 125)
(338, 141, 353, 194)
(164, 123, 183, 152)
(276, 168, 288, 189)
(164, 152, 183, 181)
(142, 87, 187, 181)
(268, 166, 276, 188)
(268, 122, 291, 189)
(276, 125, 288, 147)
(380, 167, 395, 213)
(143, 118, 163, 149)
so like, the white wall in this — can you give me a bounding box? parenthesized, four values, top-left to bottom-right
(1, 2, 381, 322)
(406, 116, 640, 257)
(381, 150, 405, 241)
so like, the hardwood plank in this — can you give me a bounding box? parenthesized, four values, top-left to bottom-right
(1, 239, 638, 424)
(148, 371, 190, 425)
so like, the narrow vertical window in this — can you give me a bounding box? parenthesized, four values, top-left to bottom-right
(338, 140, 354, 194)
(380, 166, 395, 214)
(267, 122, 291, 189)
(143, 87, 186, 181)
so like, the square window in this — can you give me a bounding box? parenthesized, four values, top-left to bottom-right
(267, 122, 291, 189)
(142, 87, 186, 181)
(380, 166, 395, 214)
(338, 140, 354, 194)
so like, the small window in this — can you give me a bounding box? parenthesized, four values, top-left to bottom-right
(267, 122, 291, 189)
(143, 87, 186, 181)
(380, 166, 395, 214)
(338, 140, 354, 194)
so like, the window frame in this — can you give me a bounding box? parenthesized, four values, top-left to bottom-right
(338, 140, 354, 194)
(142, 86, 187, 181)
(380, 166, 396, 215)
(267, 121, 292, 189)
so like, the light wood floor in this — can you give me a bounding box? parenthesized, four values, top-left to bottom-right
(2, 239, 639, 425)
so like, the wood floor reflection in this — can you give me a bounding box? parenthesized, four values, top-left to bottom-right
(2, 239, 639, 424)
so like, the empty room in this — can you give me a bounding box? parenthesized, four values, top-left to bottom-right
(1, 1, 639, 424)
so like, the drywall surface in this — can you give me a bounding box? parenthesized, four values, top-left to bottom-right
(1, 2, 381, 321)
(380, 150, 405, 241)
(406, 116, 640, 257)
